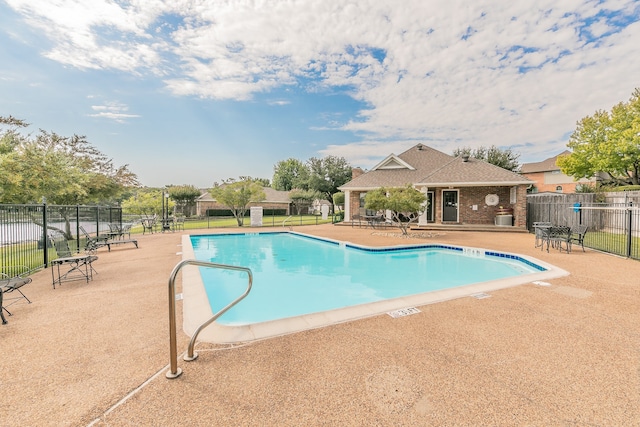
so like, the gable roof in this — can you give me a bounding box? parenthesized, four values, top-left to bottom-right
(339, 144, 532, 190)
(520, 150, 571, 174)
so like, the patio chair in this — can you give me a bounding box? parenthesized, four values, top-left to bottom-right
(141, 216, 157, 234)
(48, 230, 98, 289)
(107, 222, 133, 240)
(1, 266, 32, 322)
(570, 225, 588, 252)
(546, 225, 572, 253)
(533, 222, 552, 249)
(80, 226, 111, 252)
(173, 217, 185, 231)
(81, 225, 138, 252)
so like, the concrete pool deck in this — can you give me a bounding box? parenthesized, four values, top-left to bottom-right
(1, 224, 639, 426)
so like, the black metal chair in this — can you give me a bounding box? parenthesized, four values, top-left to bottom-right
(570, 225, 588, 252)
(48, 230, 98, 289)
(547, 225, 572, 253)
(533, 222, 552, 249)
(1, 266, 32, 323)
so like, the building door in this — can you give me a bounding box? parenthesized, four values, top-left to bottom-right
(442, 190, 458, 222)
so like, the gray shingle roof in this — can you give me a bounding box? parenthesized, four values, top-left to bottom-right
(340, 144, 532, 190)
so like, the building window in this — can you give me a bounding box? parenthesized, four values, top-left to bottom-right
(556, 186, 563, 193)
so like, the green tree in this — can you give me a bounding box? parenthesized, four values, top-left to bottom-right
(289, 188, 321, 214)
(332, 191, 345, 209)
(452, 145, 520, 172)
(307, 156, 352, 210)
(364, 185, 427, 235)
(167, 185, 201, 217)
(121, 188, 174, 218)
(210, 178, 266, 226)
(558, 88, 640, 186)
(272, 158, 310, 191)
(0, 118, 139, 204)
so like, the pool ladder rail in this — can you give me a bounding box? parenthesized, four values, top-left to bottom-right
(282, 215, 293, 230)
(166, 259, 253, 379)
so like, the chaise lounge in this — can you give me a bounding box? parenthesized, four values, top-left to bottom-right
(1, 266, 33, 323)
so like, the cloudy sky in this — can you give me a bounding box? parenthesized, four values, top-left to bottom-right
(1, 0, 639, 188)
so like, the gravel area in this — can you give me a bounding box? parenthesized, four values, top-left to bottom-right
(1, 224, 639, 426)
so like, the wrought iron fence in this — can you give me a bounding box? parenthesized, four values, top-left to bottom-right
(527, 200, 640, 259)
(0, 204, 122, 274)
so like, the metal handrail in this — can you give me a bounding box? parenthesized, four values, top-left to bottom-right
(166, 259, 253, 379)
(282, 215, 293, 230)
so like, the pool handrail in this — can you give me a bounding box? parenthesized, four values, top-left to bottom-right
(282, 215, 293, 230)
(166, 259, 253, 379)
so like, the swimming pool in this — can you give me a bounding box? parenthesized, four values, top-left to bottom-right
(181, 232, 568, 343)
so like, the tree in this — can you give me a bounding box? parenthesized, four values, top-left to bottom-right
(557, 88, 640, 186)
(121, 188, 174, 218)
(307, 156, 352, 210)
(365, 185, 427, 235)
(168, 185, 201, 217)
(210, 178, 266, 226)
(332, 191, 345, 210)
(272, 158, 310, 191)
(452, 145, 520, 172)
(0, 117, 139, 204)
(289, 189, 321, 214)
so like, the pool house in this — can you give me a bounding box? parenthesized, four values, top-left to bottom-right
(339, 144, 533, 229)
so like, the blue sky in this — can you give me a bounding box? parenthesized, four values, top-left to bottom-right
(1, 1, 639, 188)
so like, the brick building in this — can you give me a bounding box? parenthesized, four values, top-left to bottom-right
(339, 144, 533, 228)
(520, 151, 596, 193)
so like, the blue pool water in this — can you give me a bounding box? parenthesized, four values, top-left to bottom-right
(190, 232, 546, 326)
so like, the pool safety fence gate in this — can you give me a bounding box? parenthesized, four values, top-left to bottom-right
(526, 198, 640, 260)
(0, 203, 123, 274)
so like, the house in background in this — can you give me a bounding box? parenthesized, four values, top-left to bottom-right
(196, 187, 291, 217)
(339, 143, 533, 228)
(520, 151, 596, 193)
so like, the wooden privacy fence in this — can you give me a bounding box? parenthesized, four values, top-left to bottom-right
(527, 192, 640, 259)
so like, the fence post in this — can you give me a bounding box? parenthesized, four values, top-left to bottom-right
(75, 205, 81, 253)
(627, 203, 633, 258)
(42, 202, 49, 267)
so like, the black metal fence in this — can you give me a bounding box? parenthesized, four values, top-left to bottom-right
(527, 193, 640, 259)
(0, 204, 122, 274)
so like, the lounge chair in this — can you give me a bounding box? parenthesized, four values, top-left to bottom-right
(570, 225, 588, 252)
(81, 226, 138, 252)
(1, 266, 33, 322)
(48, 230, 98, 289)
(107, 222, 133, 240)
(80, 226, 111, 252)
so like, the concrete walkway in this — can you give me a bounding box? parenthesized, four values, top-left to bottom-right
(1, 224, 639, 426)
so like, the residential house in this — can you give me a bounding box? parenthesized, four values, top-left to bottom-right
(520, 151, 596, 193)
(196, 187, 292, 217)
(339, 143, 533, 228)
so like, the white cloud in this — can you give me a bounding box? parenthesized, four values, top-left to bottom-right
(88, 101, 140, 123)
(5, 0, 640, 164)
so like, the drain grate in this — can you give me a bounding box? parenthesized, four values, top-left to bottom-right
(387, 307, 421, 318)
(470, 292, 491, 299)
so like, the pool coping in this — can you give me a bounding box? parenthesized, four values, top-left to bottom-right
(181, 231, 569, 344)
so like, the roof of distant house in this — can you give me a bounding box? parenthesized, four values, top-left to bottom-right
(520, 150, 571, 174)
(197, 186, 291, 203)
(339, 143, 532, 190)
